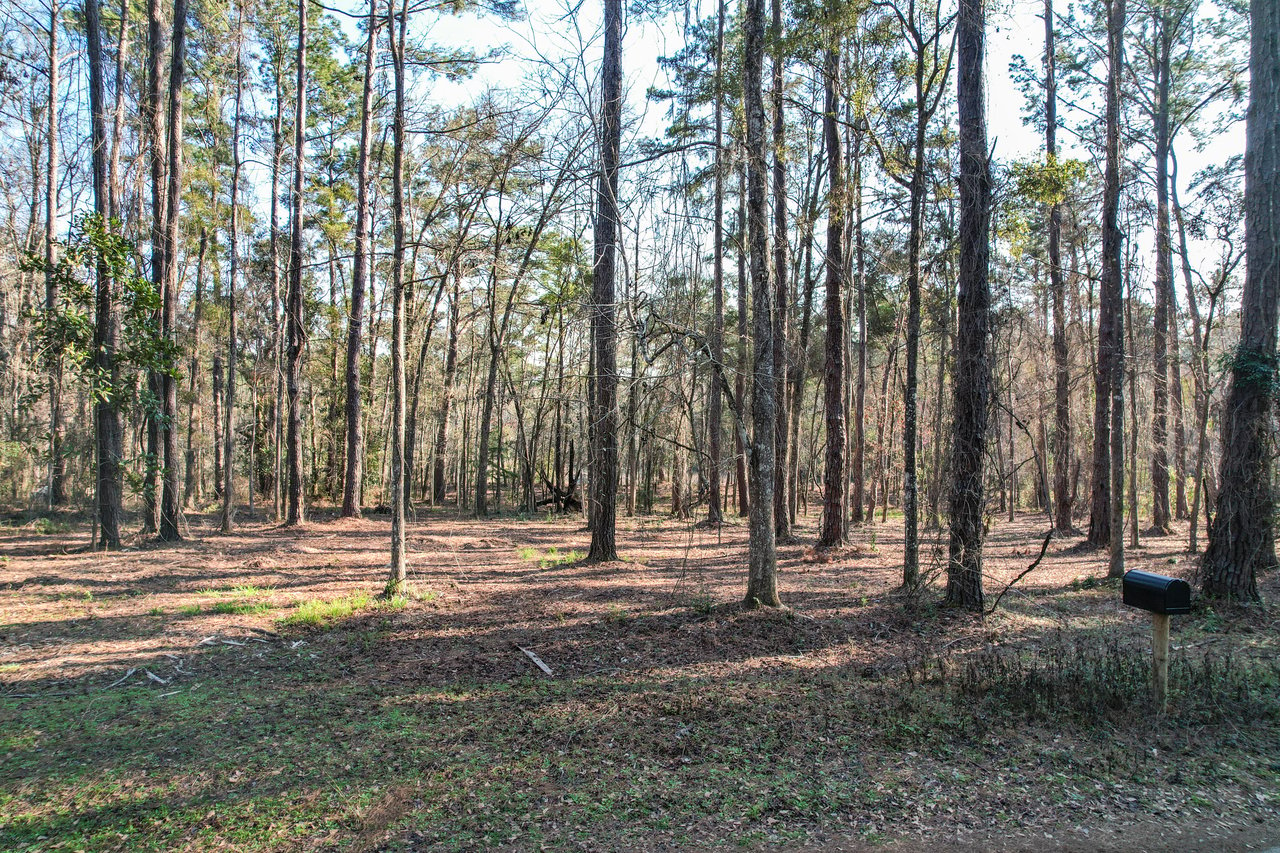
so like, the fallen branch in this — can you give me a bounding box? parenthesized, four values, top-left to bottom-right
(984, 528, 1055, 616)
(516, 645, 553, 676)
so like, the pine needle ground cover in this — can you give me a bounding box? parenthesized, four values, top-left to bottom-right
(1, 511, 1277, 852)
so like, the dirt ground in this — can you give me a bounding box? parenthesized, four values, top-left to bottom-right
(1, 505, 1278, 852)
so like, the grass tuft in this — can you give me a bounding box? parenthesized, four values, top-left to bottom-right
(279, 592, 372, 629)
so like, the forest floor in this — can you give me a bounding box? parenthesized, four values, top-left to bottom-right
(1, 503, 1278, 852)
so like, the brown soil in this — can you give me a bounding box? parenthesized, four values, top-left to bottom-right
(1, 506, 1278, 852)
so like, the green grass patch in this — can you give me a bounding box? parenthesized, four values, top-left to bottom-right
(278, 592, 372, 629)
(210, 600, 272, 616)
(516, 545, 584, 569)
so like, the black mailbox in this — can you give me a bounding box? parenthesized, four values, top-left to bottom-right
(1122, 570, 1191, 615)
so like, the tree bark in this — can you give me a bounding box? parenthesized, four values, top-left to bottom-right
(285, 0, 308, 526)
(87, 0, 122, 549)
(45, 0, 66, 508)
(1101, 0, 1127, 575)
(221, 10, 243, 533)
(1046, 0, 1073, 533)
(588, 0, 622, 562)
(386, 0, 408, 594)
(743, 0, 780, 607)
(159, 0, 189, 542)
(1150, 11, 1173, 535)
(707, 0, 726, 526)
(771, 0, 790, 541)
(1200, 0, 1278, 601)
(343, 1, 379, 519)
(818, 41, 847, 548)
(945, 0, 992, 610)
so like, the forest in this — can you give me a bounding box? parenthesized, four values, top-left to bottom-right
(0, 0, 1277, 846)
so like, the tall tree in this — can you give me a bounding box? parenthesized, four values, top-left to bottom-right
(743, 0, 780, 607)
(818, 33, 847, 548)
(285, 0, 308, 526)
(221, 6, 244, 533)
(1200, 0, 1278, 601)
(1045, 0, 1073, 533)
(1097, 0, 1127, 575)
(45, 0, 65, 508)
(945, 0, 992, 609)
(1087, 0, 1125, 556)
(1149, 0, 1174, 535)
(142, 0, 165, 534)
(588, 0, 622, 562)
(770, 0, 791, 542)
(386, 0, 407, 593)
(87, 0, 122, 549)
(159, 0, 189, 542)
(706, 0, 726, 526)
(342, 0, 379, 519)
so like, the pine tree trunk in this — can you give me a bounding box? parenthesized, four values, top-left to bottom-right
(45, 0, 66, 508)
(184, 229, 207, 507)
(1046, 0, 1073, 533)
(743, 0, 779, 607)
(818, 42, 847, 548)
(1149, 16, 1172, 535)
(221, 14, 243, 533)
(159, 0, 188, 542)
(343, 1, 378, 519)
(945, 0, 992, 610)
(588, 0, 622, 562)
(87, 0, 122, 549)
(285, 0, 308, 526)
(770, 0, 790, 541)
(707, 0, 726, 526)
(1200, 0, 1278, 601)
(386, 0, 408, 594)
(1102, 0, 1127, 576)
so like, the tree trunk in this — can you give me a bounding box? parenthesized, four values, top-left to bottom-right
(851, 119, 867, 526)
(142, 0, 166, 536)
(743, 0, 780, 607)
(433, 277, 460, 504)
(184, 228, 207, 507)
(1200, 0, 1278, 601)
(1103, 0, 1127, 576)
(343, 0, 379, 519)
(221, 10, 243, 533)
(707, 0, 726, 526)
(771, 0, 790, 541)
(87, 0, 122, 549)
(45, 0, 66, 508)
(285, 0, 308, 526)
(818, 42, 846, 548)
(1046, 0, 1073, 533)
(159, 0, 188, 542)
(945, 0, 992, 610)
(386, 0, 408, 594)
(588, 0, 622, 562)
(1149, 15, 1173, 535)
